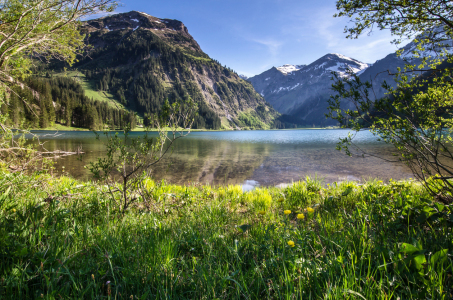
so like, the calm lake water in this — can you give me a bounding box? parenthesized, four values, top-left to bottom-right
(28, 129, 412, 187)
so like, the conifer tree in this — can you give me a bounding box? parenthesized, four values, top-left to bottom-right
(39, 99, 49, 129)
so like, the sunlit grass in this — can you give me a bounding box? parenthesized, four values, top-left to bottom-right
(0, 172, 452, 299)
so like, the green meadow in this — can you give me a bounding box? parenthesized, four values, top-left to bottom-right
(0, 172, 452, 299)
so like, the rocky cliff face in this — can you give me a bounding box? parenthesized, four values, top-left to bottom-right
(71, 11, 277, 129)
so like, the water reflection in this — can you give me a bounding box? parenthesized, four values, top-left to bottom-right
(28, 129, 413, 186)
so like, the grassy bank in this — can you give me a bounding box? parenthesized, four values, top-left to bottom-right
(0, 172, 452, 299)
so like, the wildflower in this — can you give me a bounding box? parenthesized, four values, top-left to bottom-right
(91, 274, 95, 281)
(12, 208, 16, 213)
(287, 240, 295, 247)
(277, 197, 284, 203)
(259, 210, 266, 215)
(307, 207, 314, 213)
(284, 210, 291, 215)
(297, 213, 305, 220)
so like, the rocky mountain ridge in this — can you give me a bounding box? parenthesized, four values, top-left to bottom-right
(62, 11, 279, 130)
(247, 30, 453, 126)
(248, 53, 369, 125)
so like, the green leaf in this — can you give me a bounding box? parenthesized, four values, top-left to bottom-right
(342, 187, 353, 197)
(413, 254, 427, 271)
(15, 247, 28, 257)
(435, 203, 445, 212)
(238, 224, 252, 233)
(400, 243, 419, 254)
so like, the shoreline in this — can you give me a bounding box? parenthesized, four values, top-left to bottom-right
(28, 126, 344, 132)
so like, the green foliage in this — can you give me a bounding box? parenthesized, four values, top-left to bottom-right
(335, 0, 453, 46)
(237, 111, 269, 130)
(3, 76, 136, 130)
(0, 173, 452, 299)
(0, 0, 117, 89)
(328, 0, 453, 202)
(88, 98, 197, 214)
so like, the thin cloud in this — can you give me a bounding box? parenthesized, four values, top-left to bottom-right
(312, 7, 397, 62)
(250, 38, 283, 56)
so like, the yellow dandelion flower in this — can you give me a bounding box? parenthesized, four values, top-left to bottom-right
(277, 197, 284, 203)
(297, 213, 305, 220)
(259, 210, 266, 215)
(287, 240, 295, 247)
(12, 208, 16, 213)
(307, 207, 314, 213)
(284, 210, 291, 215)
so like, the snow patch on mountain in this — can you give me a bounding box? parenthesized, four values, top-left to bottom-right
(272, 82, 302, 94)
(326, 61, 369, 77)
(139, 12, 152, 17)
(277, 64, 306, 75)
(399, 28, 453, 59)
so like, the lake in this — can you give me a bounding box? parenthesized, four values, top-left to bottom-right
(28, 129, 412, 187)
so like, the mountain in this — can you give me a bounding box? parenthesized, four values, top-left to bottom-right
(248, 28, 453, 127)
(49, 11, 278, 130)
(248, 53, 368, 126)
(356, 29, 452, 101)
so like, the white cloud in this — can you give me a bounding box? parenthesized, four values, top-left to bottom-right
(249, 38, 283, 56)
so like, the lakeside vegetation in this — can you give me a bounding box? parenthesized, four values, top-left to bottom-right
(0, 172, 452, 299)
(1, 0, 453, 299)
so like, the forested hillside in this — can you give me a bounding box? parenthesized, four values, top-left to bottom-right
(2, 76, 134, 130)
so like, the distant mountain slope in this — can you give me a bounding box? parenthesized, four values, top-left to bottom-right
(248, 29, 453, 127)
(248, 53, 368, 125)
(56, 11, 278, 130)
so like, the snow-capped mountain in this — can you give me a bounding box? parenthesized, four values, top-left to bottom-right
(247, 53, 369, 125)
(248, 28, 453, 127)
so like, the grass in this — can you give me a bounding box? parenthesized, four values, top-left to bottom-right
(53, 71, 125, 110)
(0, 172, 452, 299)
(30, 123, 89, 131)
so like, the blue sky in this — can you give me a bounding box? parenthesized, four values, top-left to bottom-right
(99, 0, 403, 77)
